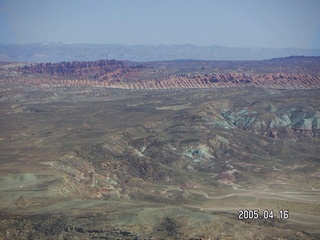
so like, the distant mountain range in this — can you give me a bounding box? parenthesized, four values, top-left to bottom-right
(0, 43, 319, 62)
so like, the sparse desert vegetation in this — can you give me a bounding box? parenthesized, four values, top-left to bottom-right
(0, 58, 320, 239)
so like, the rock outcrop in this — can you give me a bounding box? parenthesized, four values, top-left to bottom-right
(19, 59, 142, 80)
(12, 72, 319, 90)
(2, 58, 320, 90)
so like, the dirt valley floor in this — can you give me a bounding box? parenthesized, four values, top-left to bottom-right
(0, 86, 319, 239)
(0, 58, 320, 239)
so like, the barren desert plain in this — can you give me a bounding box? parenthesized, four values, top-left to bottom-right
(0, 57, 320, 239)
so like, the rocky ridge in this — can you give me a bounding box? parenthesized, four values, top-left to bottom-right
(2, 72, 320, 90)
(1, 57, 319, 90)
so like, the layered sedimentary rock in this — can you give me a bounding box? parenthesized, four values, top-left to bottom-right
(10, 72, 319, 90)
(19, 59, 142, 80)
(2, 58, 320, 90)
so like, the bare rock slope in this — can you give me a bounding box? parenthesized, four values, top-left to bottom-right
(1, 56, 319, 90)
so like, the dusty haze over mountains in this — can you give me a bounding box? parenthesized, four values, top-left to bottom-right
(0, 43, 320, 62)
(1, 0, 320, 49)
(1, 0, 319, 62)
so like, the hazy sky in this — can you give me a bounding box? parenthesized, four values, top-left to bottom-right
(0, 0, 319, 49)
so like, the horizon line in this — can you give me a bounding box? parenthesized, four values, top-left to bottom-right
(1, 42, 320, 51)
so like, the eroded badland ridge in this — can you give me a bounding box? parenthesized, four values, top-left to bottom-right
(0, 57, 320, 239)
(1, 56, 320, 90)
